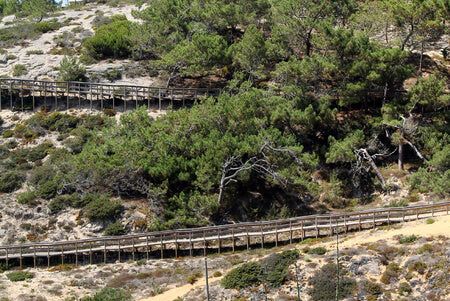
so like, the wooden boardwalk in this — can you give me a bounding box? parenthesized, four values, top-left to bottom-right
(0, 78, 221, 112)
(0, 202, 448, 269)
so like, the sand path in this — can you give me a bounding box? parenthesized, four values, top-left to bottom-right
(139, 215, 449, 301)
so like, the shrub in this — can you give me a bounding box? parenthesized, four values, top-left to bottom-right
(308, 247, 327, 255)
(48, 195, 74, 213)
(408, 261, 427, 275)
(83, 17, 133, 59)
(13, 64, 28, 76)
(83, 197, 123, 221)
(17, 190, 36, 205)
(34, 21, 62, 33)
(380, 262, 400, 284)
(6, 271, 34, 282)
(260, 253, 291, 288)
(417, 244, 434, 254)
(51, 114, 79, 133)
(398, 282, 412, 296)
(0, 263, 10, 273)
(81, 287, 131, 301)
(24, 142, 53, 162)
(0, 171, 24, 192)
(398, 235, 418, 244)
(58, 56, 86, 82)
(26, 50, 44, 55)
(362, 280, 382, 295)
(213, 271, 222, 277)
(103, 109, 116, 116)
(308, 263, 356, 301)
(2, 129, 14, 138)
(186, 271, 202, 284)
(37, 179, 60, 199)
(104, 222, 127, 236)
(426, 218, 435, 224)
(221, 262, 262, 289)
(105, 68, 122, 82)
(387, 199, 409, 207)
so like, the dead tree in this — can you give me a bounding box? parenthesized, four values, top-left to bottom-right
(354, 148, 387, 187)
(218, 142, 300, 205)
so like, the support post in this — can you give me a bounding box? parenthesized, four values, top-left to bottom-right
(75, 243, 78, 267)
(231, 228, 235, 253)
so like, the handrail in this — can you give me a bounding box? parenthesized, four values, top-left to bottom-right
(0, 202, 448, 268)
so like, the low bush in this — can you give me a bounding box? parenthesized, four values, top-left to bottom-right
(362, 279, 382, 295)
(221, 262, 262, 289)
(105, 68, 122, 82)
(37, 179, 60, 199)
(83, 197, 123, 221)
(103, 109, 116, 116)
(186, 271, 202, 284)
(398, 282, 412, 296)
(308, 263, 356, 301)
(308, 247, 327, 255)
(417, 244, 433, 254)
(24, 142, 54, 162)
(408, 261, 427, 275)
(6, 271, 34, 282)
(426, 218, 435, 224)
(34, 21, 62, 33)
(398, 235, 418, 244)
(81, 287, 131, 301)
(48, 194, 74, 213)
(2, 129, 14, 138)
(104, 222, 127, 236)
(17, 190, 36, 205)
(0, 171, 24, 192)
(13, 64, 28, 76)
(58, 56, 86, 82)
(0, 263, 10, 273)
(387, 199, 409, 207)
(380, 262, 400, 284)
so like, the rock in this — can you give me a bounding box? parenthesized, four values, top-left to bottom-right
(0, 54, 7, 64)
(0, 229, 6, 238)
(84, 221, 105, 233)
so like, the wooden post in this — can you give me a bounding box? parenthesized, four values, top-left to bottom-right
(10, 81, 13, 110)
(61, 245, 64, 265)
(20, 80, 23, 112)
(146, 236, 149, 261)
(218, 229, 221, 254)
(344, 216, 348, 233)
(160, 235, 164, 259)
(246, 226, 250, 251)
(147, 88, 150, 110)
(33, 246, 37, 268)
(190, 232, 193, 257)
(135, 86, 138, 109)
(431, 206, 434, 217)
(275, 222, 278, 247)
(358, 214, 362, 231)
(175, 232, 178, 258)
(78, 83, 81, 109)
(329, 216, 333, 236)
(260, 225, 264, 249)
(170, 88, 174, 109)
(132, 238, 135, 262)
(402, 211, 405, 222)
(32, 84, 35, 111)
(289, 220, 293, 245)
(315, 217, 319, 238)
(75, 243, 78, 267)
(118, 240, 121, 262)
(55, 83, 58, 111)
(5, 248, 8, 267)
(100, 86, 103, 111)
(373, 212, 376, 229)
(66, 81, 69, 110)
(158, 88, 161, 111)
(19, 247, 23, 269)
(203, 230, 207, 257)
(89, 242, 92, 265)
(301, 221, 304, 241)
(388, 210, 390, 225)
(231, 228, 235, 253)
(104, 241, 107, 264)
(112, 94, 115, 111)
(0, 81, 2, 111)
(44, 82, 47, 109)
(89, 83, 92, 111)
(47, 246, 50, 268)
(416, 209, 419, 220)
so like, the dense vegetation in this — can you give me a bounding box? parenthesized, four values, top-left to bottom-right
(0, 0, 448, 231)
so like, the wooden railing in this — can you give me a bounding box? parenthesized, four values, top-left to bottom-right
(0, 202, 448, 268)
(0, 78, 222, 112)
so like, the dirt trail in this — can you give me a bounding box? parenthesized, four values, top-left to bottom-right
(139, 215, 449, 301)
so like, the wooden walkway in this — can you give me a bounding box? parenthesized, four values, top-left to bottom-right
(0, 202, 448, 269)
(0, 78, 221, 112)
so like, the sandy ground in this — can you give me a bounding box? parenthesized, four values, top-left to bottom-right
(138, 214, 450, 301)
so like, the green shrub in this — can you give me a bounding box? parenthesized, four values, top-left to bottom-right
(308, 247, 327, 255)
(417, 243, 434, 254)
(81, 114, 104, 130)
(34, 21, 62, 33)
(186, 271, 202, 284)
(221, 262, 262, 289)
(398, 235, 418, 244)
(58, 56, 86, 82)
(83, 17, 133, 59)
(26, 50, 44, 55)
(387, 199, 409, 207)
(81, 287, 131, 301)
(83, 197, 123, 221)
(6, 271, 34, 282)
(37, 179, 59, 199)
(105, 68, 122, 82)
(0, 263, 10, 273)
(308, 263, 356, 301)
(2, 129, 13, 138)
(48, 194, 76, 213)
(52, 115, 79, 133)
(380, 262, 400, 284)
(0, 171, 24, 192)
(103, 109, 116, 116)
(398, 282, 412, 296)
(426, 218, 435, 224)
(362, 280, 382, 295)
(104, 222, 127, 236)
(17, 190, 36, 205)
(408, 261, 427, 275)
(260, 252, 294, 288)
(24, 142, 53, 162)
(13, 64, 28, 76)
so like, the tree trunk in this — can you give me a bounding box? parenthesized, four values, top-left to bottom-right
(398, 143, 404, 170)
(305, 32, 312, 57)
(401, 23, 414, 51)
(419, 39, 424, 74)
(361, 149, 387, 186)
